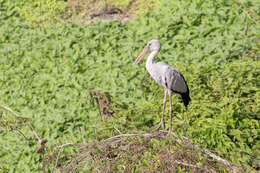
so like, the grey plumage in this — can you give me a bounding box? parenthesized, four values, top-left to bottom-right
(133, 39, 191, 135)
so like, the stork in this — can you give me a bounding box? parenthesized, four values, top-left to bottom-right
(133, 39, 191, 135)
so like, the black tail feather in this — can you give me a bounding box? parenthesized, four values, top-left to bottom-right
(181, 92, 191, 107)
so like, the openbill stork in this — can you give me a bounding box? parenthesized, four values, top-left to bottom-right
(133, 39, 191, 135)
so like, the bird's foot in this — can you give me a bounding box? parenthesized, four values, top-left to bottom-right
(166, 129, 172, 137)
(161, 120, 165, 129)
(150, 120, 165, 132)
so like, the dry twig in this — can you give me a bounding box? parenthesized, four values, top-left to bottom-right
(104, 132, 166, 142)
(33, 130, 42, 143)
(160, 130, 238, 173)
(175, 160, 214, 173)
(114, 126, 122, 134)
(89, 90, 114, 121)
(244, 17, 248, 38)
(0, 104, 22, 118)
(13, 129, 29, 140)
(163, 146, 215, 173)
(193, 145, 238, 173)
(52, 143, 75, 173)
(105, 131, 238, 172)
(58, 130, 240, 172)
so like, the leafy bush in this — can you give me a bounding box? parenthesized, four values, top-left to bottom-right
(0, 0, 66, 26)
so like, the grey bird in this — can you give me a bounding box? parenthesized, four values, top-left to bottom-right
(133, 39, 191, 135)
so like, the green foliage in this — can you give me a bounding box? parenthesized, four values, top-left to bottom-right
(0, 0, 260, 172)
(18, 0, 66, 26)
(0, 0, 66, 26)
(0, 0, 162, 27)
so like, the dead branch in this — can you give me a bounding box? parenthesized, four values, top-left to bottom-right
(104, 133, 139, 142)
(193, 145, 238, 173)
(58, 130, 241, 172)
(104, 132, 165, 142)
(12, 129, 29, 140)
(114, 126, 122, 134)
(33, 130, 42, 143)
(0, 104, 22, 118)
(63, 143, 99, 172)
(89, 90, 114, 121)
(160, 130, 237, 173)
(52, 143, 75, 173)
(104, 131, 238, 172)
(175, 160, 208, 171)
(244, 17, 248, 38)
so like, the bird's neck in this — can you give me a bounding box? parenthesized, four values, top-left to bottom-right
(146, 50, 159, 67)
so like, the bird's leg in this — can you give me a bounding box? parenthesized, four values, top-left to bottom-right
(151, 89, 167, 132)
(167, 94, 173, 136)
(161, 88, 167, 129)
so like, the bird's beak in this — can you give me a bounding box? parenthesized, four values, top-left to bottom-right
(133, 47, 148, 66)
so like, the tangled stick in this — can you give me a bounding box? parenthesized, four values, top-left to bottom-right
(58, 130, 239, 173)
(52, 143, 75, 173)
(105, 131, 238, 173)
(89, 90, 114, 121)
(244, 17, 248, 38)
(0, 104, 22, 118)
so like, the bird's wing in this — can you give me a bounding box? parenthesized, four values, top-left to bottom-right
(164, 66, 188, 94)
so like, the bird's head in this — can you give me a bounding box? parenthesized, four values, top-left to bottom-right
(133, 39, 161, 65)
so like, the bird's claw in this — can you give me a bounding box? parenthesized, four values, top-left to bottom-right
(161, 120, 165, 129)
(166, 129, 172, 137)
(150, 120, 165, 132)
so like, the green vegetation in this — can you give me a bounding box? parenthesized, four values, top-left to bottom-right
(1, 0, 161, 26)
(0, 0, 259, 172)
